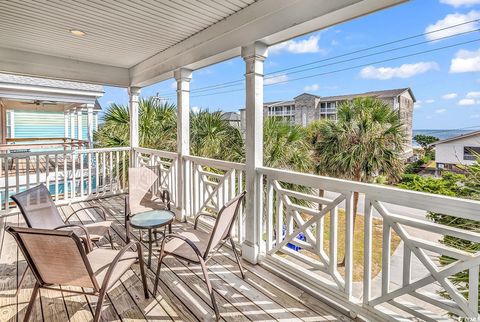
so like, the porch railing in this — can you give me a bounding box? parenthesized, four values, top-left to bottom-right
(1, 146, 479, 321)
(0, 147, 129, 213)
(259, 166, 480, 321)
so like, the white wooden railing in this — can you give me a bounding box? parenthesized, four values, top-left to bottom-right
(259, 166, 480, 321)
(185, 155, 246, 244)
(0, 147, 129, 214)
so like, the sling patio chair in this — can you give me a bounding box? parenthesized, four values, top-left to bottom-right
(11, 184, 114, 250)
(153, 191, 246, 321)
(6, 225, 149, 322)
(11, 184, 115, 294)
(125, 166, 172, 244)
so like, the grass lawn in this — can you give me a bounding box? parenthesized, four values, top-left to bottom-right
(298, 210, 401, 282)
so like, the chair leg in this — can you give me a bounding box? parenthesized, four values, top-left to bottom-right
(199, 257, 220, 321)
(93, 289, 107, 322)
(23, 282, 40, 322)
(138, 246, 149, 299)
(229, 238, 245, 279)
(16, 266, 29, 296)
(153, 247, 166, 295)
(107, 230, 115, 249)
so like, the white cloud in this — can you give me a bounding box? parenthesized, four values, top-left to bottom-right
(440, 0, 480, 7)
(191, 106, 200, 113)
(458, 98, 477, 105)
(264, 74, 288, 85)
(435, 108, 447, 113)
(359, 61, 439, 80)
(450, 48, 480, 73)
(425, 11, 480, 41)
(442, 93, 458, 99)
(425, 99, 436, 103)
(467, 91, 480, 98)
(472, 114, 480, 118)
(304, 84, 320, 91)
(170, 81, 177, 90)
(270, 35, 322, 54)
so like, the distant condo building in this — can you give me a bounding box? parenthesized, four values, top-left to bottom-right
(240, 88, 415, 156)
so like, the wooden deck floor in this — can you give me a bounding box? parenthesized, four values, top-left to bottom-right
(0, 195, 351, 322)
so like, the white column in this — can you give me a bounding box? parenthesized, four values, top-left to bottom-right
(129, 87, 141, 165)
(87, 104, 94, 148)
(174, 68, 192, 222)
(241, 42, 267, 264)
(70, 110, 76, 139)
(77, 107, 83, 141)
(64, 110, 69, 138)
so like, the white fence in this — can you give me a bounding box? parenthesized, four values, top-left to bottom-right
(0, 147, 129, 214)
(259, 166, 480, 321)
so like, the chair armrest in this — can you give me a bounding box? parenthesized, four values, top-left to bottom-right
(65, 206, 107, 223)
(53, 224, 92, 253)
(194, 212, 217, 230)
(160, 233, 203, 259)
(100, 241, 140, 292)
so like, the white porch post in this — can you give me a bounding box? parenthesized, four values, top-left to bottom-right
(174, 68, 192, 222)
(76, 107, 83, 141)
(87, 104, 94, 148)
(64, 110, 69, 138)
(70, 110, 76, 139)
(241, 42, 267, 264)
(129, 87, 141, 165)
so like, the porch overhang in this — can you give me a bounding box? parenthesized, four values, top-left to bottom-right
(0, 0, 407, 87)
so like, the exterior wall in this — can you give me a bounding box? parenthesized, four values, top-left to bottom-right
(293, 95, 318, 126)
(9, 110, 97, 139)
(398, 92, 414, 156)
(435, 135, 480, 167)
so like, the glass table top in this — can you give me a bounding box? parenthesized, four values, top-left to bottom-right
(129, 209, 174, 229)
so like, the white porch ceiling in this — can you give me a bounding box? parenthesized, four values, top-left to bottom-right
(0, 0, 407, 87)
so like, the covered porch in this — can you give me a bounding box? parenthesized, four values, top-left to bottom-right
(0, 0, 479, 321)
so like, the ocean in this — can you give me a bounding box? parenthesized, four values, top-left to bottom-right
(412, 129, 474, 147)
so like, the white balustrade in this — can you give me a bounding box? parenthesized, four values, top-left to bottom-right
(259, 166, 480, 321)
(0, 147, 129, 214)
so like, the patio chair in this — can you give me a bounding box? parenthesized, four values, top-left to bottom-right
(11, 184, 114, 295)
(11, 184, 114, 250)
(153, 191, 246, 321)
(6, 225, 149, 322)
(125, 166, 172, 243)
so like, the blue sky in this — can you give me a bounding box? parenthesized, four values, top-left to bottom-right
(98, 0, 480, 130)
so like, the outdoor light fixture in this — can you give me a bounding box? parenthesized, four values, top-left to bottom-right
(70, 29, 86, 37)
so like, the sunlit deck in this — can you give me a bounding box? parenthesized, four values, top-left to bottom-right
(0, 195, 351, 322)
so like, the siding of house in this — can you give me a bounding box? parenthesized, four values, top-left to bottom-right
(11, 110, 96, 139)
(435, 135, 480, 167)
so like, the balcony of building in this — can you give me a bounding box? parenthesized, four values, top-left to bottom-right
(0, 1, 478, 321)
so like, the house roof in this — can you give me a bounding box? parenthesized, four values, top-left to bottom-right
(0, 73, 104, 93)
(221, 112, 241, 122)
(430, 130, 480, 146)
(319, 88, 415, 102)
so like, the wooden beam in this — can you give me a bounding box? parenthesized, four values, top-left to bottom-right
(0, 47, 130, 87)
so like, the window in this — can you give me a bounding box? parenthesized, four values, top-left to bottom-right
(464, 146, 480, 161)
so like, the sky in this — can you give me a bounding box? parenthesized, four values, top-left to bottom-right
(98, 0, 480, 130)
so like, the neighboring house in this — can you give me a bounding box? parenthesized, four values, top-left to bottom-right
(0, 73, 103, 148)
(240, 88, 415, 156)
(221, 111, 241, 129)
(432, 130, 480, 170)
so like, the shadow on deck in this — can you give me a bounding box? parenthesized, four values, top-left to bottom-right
(0, 195, 351, 322)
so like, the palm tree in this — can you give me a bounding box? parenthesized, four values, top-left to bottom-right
(311, 97, 405, 264)
(264, 117, 313, 172)
(94, 97, 177, 151)
(190, 110, 244, 163)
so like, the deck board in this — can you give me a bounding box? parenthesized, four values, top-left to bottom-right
(0, 195, 350, 322)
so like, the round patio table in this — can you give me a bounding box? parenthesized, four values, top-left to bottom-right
(130, 209, 174, 267)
